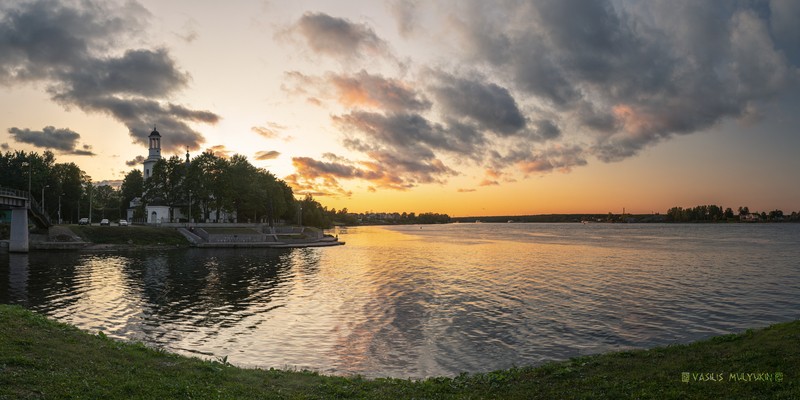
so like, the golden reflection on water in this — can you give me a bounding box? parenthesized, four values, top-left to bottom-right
(66, 255, 143, 336)
(3, 223, 800, 378)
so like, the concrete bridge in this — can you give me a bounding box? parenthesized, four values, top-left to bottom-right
(1, 186, 52, 252)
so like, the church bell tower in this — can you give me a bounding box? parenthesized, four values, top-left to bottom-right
(143, 126, 162, 180)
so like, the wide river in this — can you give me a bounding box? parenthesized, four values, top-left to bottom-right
(2, 223, 799, 378)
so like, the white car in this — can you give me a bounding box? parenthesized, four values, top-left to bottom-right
(100, 219, 110, 226)
(119, 219, 128, 226)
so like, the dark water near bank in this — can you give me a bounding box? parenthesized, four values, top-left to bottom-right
(2, 223, 799, 378)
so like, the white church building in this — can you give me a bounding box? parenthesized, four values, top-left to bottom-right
(127, 127, 176, 224)
(128, 127, 235, 224)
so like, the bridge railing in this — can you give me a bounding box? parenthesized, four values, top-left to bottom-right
(0, 186, 29, 200)
(0, 185, 52, 227)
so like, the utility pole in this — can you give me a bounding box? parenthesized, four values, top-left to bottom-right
(22, 161, 31, 208)
(58, 192, 64, 224)
(41, 184, 49, 214)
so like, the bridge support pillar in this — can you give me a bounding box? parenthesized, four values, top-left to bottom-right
(9, 207, 29, 253)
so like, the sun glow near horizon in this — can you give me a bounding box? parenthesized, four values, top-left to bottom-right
(1, 0, 798, 215)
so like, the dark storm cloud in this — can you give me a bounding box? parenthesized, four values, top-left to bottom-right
(8, 126, 95, 155)
(125, 155, 145, 166)
(769, 0, 800, 65)
(288, 12, 391, 61)
(0, 0, 218, 152)
(334, 111, 486, 160)
(531, 119, 561, 141)
(73, 144, 95, 156)
(54, 48, 190, 99)
(431, 73, 526, 136)
(453, 0, 799, 166)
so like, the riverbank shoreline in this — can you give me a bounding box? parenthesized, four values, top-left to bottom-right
(0, 304, 796, 399)
(1, 224, 344, 252)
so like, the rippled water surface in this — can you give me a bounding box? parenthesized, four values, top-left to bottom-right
(2, 223, 799, 378)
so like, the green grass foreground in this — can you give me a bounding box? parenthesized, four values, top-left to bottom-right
(0, 305, 796, 399)
(68, 225, 189, 246)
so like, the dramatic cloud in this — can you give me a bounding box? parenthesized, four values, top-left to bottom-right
(450, 0, 800, 164)
(287, 12, 391, 61)
(0, 143, 9, 150)
(431, 73, 526, 136)
(254, 150, 281, 160)
(0, 0, 218, 152)
(281, 0, 799, 195)
(335, 111, 486, 160)
(286, 156, 363, 196)
(288, 150, 451, 195)
(457, 188, 476, 193)
(8, 126, 95, 155)
(125, 155, 145, 167)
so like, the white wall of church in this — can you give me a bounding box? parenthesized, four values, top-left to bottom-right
(147, 206, 171, 224)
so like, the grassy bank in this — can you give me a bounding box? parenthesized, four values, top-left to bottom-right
(0, 305, 796, 399)
(68, 225, 189, 246)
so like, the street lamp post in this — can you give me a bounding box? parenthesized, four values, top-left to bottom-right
(21, 162, 31, 207)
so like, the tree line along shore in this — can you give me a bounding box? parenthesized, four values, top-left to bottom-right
(0, 304, 796, 399)
(3, 151, 797, 231)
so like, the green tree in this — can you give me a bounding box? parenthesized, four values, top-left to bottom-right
(738, 206, 749, 216)
(51, 162, 84, 223)
(144, 156, 187, 222)
(300, 194, 331, 228)
(768, 209, 784, 221)
(120, 169, 144, 220)
(724, 207, 735, 219)
(93, 185, 120, 220)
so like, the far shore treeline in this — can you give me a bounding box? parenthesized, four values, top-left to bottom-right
(2, 151, 798, 230)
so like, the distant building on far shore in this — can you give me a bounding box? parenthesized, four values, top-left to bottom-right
(740, 213, 760, 222)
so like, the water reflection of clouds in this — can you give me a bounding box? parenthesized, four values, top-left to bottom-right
(3, 223, 800, 378)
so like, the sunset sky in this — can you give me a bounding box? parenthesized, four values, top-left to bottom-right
(1, 0, 799, 216)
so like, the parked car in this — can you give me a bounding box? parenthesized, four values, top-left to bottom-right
(100, 219, 110, 226)
(119, 219, 128, 226)
(78, 218, 89, 225)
